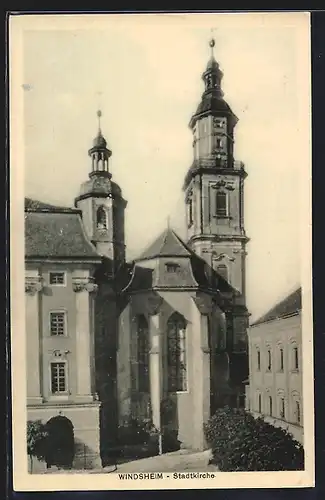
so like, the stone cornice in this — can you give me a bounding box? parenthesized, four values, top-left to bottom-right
(72, 277, 98, 294)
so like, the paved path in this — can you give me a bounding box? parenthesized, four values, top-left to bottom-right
(42, 450, 218, 474)
(104, 449, 217, 474)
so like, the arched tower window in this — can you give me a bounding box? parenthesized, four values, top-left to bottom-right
(167, 312, 187, 392)
(96, 206, 108, 230)
(216, 263, 228, 281)
(137, 315, 150, 393)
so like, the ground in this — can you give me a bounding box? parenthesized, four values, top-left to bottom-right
(42, 449, 217, 474)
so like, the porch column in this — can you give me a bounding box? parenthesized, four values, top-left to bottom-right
(191, 293, 212, 450)
(25, 272, 43, 405)
(73, 273, 98, 403)
(147, 295, 163, 454)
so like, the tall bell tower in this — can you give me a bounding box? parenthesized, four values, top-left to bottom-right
(75, 111, 127, 273)
(184, 39, 249, 302)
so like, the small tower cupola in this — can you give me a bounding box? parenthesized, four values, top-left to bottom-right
(202, 39, 224, 97)
(88, 110, 112, 179)
(75, 110, 127, 267)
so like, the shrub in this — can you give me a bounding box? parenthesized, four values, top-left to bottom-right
(117, 418, 159, 447)
(204, 406, 304, 471)
(27, 420, 48, 472)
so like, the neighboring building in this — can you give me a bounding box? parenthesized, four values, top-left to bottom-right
(25, 39, 250, 468)
(245, 287, 303, 444)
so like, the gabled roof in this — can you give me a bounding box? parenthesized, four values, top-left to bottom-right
(25, 198, 101, 261)
(136, 228, 192, 261)
(251, 287, 301, 327)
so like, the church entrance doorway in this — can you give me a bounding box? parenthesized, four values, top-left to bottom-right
(45, 416, 75, 469)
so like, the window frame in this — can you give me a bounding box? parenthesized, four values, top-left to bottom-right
(215, 190, 229, 218)
(165, 262, 180, 274)
(49, 360, 68, 397)
(49, 271, 66, 287)
(49, 310, 67, 337)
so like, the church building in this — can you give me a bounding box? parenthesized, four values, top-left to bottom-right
(25, 39, 250, 468)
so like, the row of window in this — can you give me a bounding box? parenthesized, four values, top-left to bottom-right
(136, 312, 187, 393)
(255, 344, 299, 372)
(255, 392, 301, 425)
(187, 190, 229, 227)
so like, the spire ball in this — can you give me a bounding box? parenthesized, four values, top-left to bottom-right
(97, 110, 102, 118)
(209, 38, 215, 48)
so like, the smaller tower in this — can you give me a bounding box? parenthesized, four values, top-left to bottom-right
(75, 111, 127, 271)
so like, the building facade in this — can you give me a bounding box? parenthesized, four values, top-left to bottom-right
(25, 39, 250, 468)
(245, 288, 303, 444)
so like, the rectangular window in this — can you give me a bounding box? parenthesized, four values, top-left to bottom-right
(166, 263, 180, 273)
(269, 396, 273, 416)
(49, 272, 66, 286)
(257, 350, 261, 371)
(280, 348, 284, 371)
(50, 362, 67, 394)
(215, 191, 228, 217)
(258, 393, 262, 413)
(50, 312, 66, 336)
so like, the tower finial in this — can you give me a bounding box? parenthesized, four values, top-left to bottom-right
(97, 109, 102, 132)
(209, 30, 216, 58)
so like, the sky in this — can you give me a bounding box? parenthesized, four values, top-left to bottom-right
(20, 13, 311, 321)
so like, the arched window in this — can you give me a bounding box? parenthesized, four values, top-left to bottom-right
(279, 397, 285, 419)
(216, 263, 228, 281)
(256, 348, 261, 371)
(293, 345, 299, 371)
(258, 393, 262, 413)
(167, 313, 187, 392)
(295, 400, 301, 424)
(215, 191, 228, 217)
(279, 346, 284, 371)
(137, 315, 150, 393)
(269, 395, 273, 416)
(96, 206, 108, 230)
(267, 348, 272, 371)
(188, 197, 193, 226)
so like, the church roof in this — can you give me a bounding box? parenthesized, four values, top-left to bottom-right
(251, 287, 301, 327)
(136, 228, 192, 260)
(25, 197, 101, 261)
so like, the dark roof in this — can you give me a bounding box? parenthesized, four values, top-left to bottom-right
(190, 94, 238, 129)
(136, 228, 192, 260)
(251, 287, 302, 326)
(25, 198, 101, 260)
(25, 197, 76, 212)
(130, 227, 236, 296)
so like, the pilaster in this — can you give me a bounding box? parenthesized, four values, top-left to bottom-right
(25, 272, 43, 405)
(72, 272, 98, 403)
(190, 293, 212, 450)
(147, 295, 163, 453)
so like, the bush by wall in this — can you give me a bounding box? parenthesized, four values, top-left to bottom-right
(27, 420, 48, 472)
(204, 406, 304, 471)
